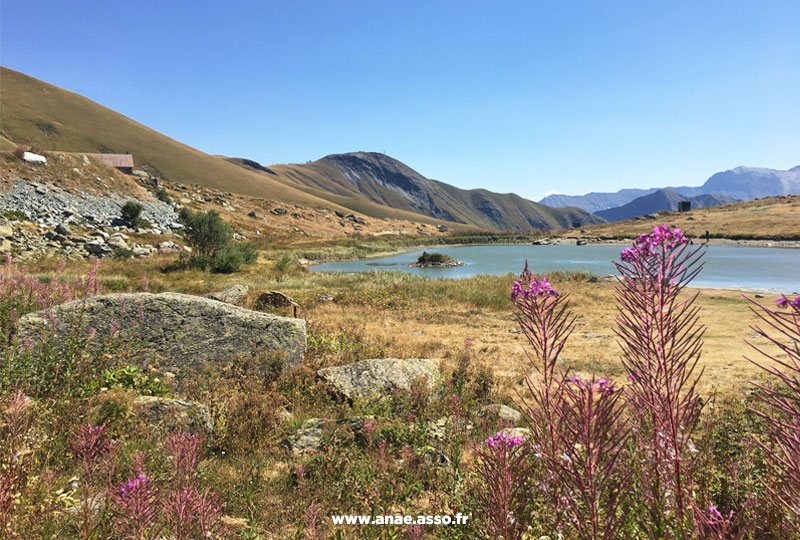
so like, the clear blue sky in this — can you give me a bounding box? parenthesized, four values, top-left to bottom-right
(2, 0, 799, 200)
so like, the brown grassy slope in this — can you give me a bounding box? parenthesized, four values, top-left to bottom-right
(0, 67, 389, 213)
(0, 68, 469, 228)
(577, 195, 800, 239)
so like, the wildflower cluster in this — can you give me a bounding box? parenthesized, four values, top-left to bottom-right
(118, 474, 150, 496)
(620, 224, 688, 261)
(776, 295, 800, 309)
(511, 276, 558, 300)
(484, 431, 524, 449)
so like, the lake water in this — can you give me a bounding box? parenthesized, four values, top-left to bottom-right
(310, 245, 800, 293)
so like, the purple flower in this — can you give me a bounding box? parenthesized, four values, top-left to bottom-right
(793, 296, 800, 309)
(777, 296, 790, 308)
(511, 277, 559, 300)
(620, 225, 688, 262)
(118, 474, 150, 496)
(485, 431, 524, 449)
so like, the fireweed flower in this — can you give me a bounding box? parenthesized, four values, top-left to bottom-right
(619, 225, 688, 262)
(118, 474, 150, 496)
(777, 297, 789, 308)
(484, 431, 524, 449)
(511, 277, 559, 300)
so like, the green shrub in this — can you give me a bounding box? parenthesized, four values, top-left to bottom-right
(102, 364, 169, 396)
(121, 201, 149, 228)
(417, 251, 452, 264)
(274, 254, 295, 272)
(209, 243, 257, 273)
(154, 188, 171, 204)
(179, 208, 257, 273)
(180, 208, 232, 258)
(2, 210, 27, 222)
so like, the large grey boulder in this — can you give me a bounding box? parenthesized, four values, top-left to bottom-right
(16, 292, 306, 375)
(317, 358, 440, 401)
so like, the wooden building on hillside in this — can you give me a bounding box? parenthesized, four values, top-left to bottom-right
(91, 153, 134, 174)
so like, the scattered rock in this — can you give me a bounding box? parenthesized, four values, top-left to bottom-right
(317, 358, 440, 401)
(285, 416, 375, 453)
(271, 207, 288, 215)
(22, 152, 47, 166)
(132, 396, 214, 436)
(85, 239, 113, 255)
(498, 427, 532, 440)
(107, 236, 129, 250)
(205, 285, 249, 305)
(254, 291, 298, 314)
(0, 178, 179, 231)
(55, 223, 72, 236)
(16, 293, 307, 382)
(474, 404, 522, 424)
(316, 294, 335, 303)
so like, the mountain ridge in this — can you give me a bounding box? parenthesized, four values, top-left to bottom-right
(595, 188, 736, 222)
(540, 165, 800, 212)
(0, 67, 600, 232)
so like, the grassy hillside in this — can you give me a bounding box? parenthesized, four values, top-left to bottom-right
(0, 67, 461, 228)
(579, 194, 800, 239)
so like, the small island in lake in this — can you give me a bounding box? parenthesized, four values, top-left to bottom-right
(408, 251, 465, 268)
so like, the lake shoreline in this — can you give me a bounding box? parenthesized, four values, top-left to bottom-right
(305, 235, 800, 269)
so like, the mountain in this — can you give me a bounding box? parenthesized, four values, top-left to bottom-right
(595, 189, 736, 222)
(701, 166, 800, 200)
(239, 152, 604, 231)
(539, 188, 660, 213)
(540, 165, 800, 212)
(0, 67, 600, 232)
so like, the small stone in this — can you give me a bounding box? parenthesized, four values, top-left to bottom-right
(56, 223, 72, 236)
(205, 285, 249, 305)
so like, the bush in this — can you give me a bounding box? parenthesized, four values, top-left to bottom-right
(121, 201, 148, 228)
(2, 210, 27, 222)
(209, 243, 257, 273)
(179, 208, 231, 259)
(179, 208, 256, 273)
(417, 251, 452, 264)
(154, 188, 171, 204)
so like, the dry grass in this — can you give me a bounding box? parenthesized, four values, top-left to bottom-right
(28, 252, 783, 400)
(577, 195, 800, 239)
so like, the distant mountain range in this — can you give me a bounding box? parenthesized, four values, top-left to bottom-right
(595, 189, 736, 222)
(540, 165, 800, 213)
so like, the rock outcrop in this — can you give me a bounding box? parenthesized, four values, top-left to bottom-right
(132, 396, 214, 436)
(317, 358, 440, 401)
(16, 292, 307, 378)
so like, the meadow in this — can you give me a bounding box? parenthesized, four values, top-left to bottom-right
(2, 226, 799, 539)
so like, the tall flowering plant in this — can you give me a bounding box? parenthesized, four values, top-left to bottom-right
(551, 376, 632, 540)
(614, 225, 705, 536)
(746, 293, 800, 535)
(512, 271, 573, 529)
(473, 432, 532, 540)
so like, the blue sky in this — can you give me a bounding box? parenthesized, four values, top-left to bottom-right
(2, 0, 799, 200)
